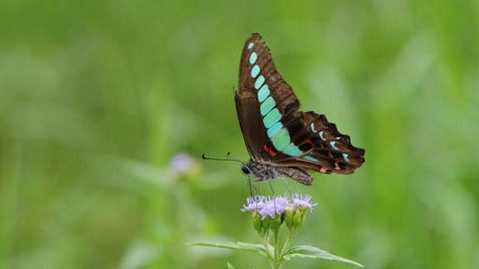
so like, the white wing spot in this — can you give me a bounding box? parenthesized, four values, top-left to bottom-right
(330, 141, 339, 150)
(310, 123, 318, 133)
(319, 131, 325, 140)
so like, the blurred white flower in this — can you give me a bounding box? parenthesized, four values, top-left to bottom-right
(169, 153, 200, 179)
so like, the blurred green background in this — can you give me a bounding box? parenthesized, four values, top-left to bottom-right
(1, 1, 479, 268)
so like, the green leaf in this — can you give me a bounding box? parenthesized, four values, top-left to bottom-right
(190, 241, 269, 258)
(283, 245, 363, 267)
(226, 262, 236, 269)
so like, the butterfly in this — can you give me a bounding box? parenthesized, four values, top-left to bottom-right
(235, 33, 365, 185)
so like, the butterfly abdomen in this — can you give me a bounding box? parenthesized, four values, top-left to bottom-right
(244, 159, 313, 185)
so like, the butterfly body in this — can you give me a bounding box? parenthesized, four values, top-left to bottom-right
(235, 33, 365, 185)
(241, 159, 313, 185)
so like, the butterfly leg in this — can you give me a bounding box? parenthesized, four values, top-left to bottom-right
(282, 178, 293, 197)
(267, 181, 279, 215)
(247, 175, 254, 197)
(268, 181, 275, 195)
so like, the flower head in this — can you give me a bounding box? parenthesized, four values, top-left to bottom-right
(242, 193, 316, 234)
(241, 196, 266, 213)
(242, 195, 291, 219)
(258, 196, 288, 219)
(169, 153, 200, 180)
(170, 153, 195, 174)
(291, 194, 317, 210)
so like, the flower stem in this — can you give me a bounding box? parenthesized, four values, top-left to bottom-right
(272, 229, 283, 269)
(280, 230, 294, 258)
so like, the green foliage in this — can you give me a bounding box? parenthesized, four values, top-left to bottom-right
(283, 245, 362, 267)
(192, 242, 270, 258)
(1, 0, 479, 268)
(192, 241, 363, 268)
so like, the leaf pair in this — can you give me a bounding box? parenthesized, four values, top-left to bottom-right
(191, 241, 363, 268)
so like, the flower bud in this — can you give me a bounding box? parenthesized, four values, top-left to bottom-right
(268, 213, 283, 234)
(284, 207, 296, 230)
(252, 211, 266, 236)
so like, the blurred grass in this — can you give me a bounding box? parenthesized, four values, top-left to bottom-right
(1, 0, 479, 268)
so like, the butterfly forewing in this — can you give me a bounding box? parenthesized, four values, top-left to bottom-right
(238, 34, 300, 118)
(235, 33, 365, 176)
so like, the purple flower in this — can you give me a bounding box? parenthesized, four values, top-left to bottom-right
(170, 153, 195, 175)
(242, 194, 316, 219)
(291, 194, 317, 210)
(242, 196, 267, 212)
(258, 196, 289, 219)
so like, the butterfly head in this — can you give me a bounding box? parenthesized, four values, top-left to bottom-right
(241, 164, 252, 175)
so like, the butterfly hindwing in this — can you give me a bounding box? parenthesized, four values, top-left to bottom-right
(235, 33, 365, 175)
(277, 111, 365, 174)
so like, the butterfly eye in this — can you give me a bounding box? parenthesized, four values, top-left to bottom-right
(241, 165, 251, 175)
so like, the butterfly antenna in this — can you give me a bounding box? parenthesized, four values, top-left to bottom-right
(203, 153, 255, 197)
(201, 153, 245, 165)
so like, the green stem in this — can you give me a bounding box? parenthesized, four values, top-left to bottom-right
(263, 230, 273, 261)
(274, 229, 296, 269)
(272, 229, 282, 269)
(280, 229, 295, 258)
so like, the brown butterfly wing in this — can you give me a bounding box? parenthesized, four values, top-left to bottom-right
(238, 34, 300, 119)
(277, 111, 365, 174)
(235, 91, 271, 160)
(235, 33, 365, 175)
(235, 33, 293, 161)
